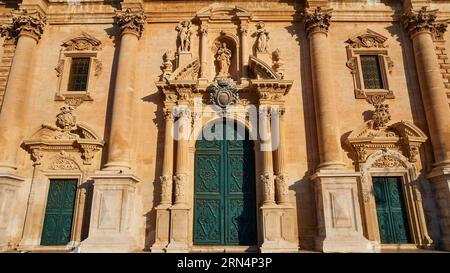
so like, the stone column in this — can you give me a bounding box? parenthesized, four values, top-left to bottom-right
(304, 7, 344, 170)
(151, 108, 174, 252)
(240, 23, 249, 79)
(0, 10, 45, 251)
(166, 107, 190, 252)
(304, 7, 372, 252)
(199, 24, 208, 80)
(104, 8, 146, 171)
(80, 8, 145, 253)
(403, 6, 450, 250)
(272, 107, 289, 205)
(0, 10, 46, 173)
(259, 106, 275, 205)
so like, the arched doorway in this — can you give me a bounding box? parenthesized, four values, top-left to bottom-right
(193, 120, 257, 245)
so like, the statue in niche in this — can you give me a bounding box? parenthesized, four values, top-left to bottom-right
(215, 42, 232, 78)
(176, 20, 192, 52)
(255, 21, 269, 53)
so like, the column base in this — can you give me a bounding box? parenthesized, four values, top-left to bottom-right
(427, 167, 450, 251)
(79, 172, 140, 253)
(311, 169, 374, 253)
(259, 204, 299, 253)
(0, 173, 25, 252)
(166, 204, 190, 253)
(150, 204, 171, 253)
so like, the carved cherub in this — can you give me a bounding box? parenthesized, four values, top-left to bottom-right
(176, 20, 192, 52)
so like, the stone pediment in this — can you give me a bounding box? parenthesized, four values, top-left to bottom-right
(248, 55, 280, 80)
(22, 105, 104, 166)
(61, 32, 102, 51)
(345, 29, 388, 48)
(347, 120, 427, 163)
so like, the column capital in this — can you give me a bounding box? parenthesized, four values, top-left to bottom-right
(303, 6, 332, 37)
(239, 24, 249, 36)
(115, 8, 147, 39)
(402, 6, 447, 39)
(7, 9, 47, 42)
(163, 108, 175, 120)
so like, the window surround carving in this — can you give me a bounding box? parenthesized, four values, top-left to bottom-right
(345, 29, 394, 99)
(55, 32, 102, 102)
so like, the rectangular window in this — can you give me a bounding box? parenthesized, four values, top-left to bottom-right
(360, 55, 383, 89)
(67, 58, 90, 91)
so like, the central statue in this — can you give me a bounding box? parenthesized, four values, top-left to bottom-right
(215, 42, 232, 78)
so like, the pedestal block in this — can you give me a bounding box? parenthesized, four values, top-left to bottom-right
(165, 204, 190, 253)
(0, 174, 24, 251)
(428, 168, 450, 251)
(80, 173, 139, 253)
(150, 204, 171, 253)
(311, 170, 374, 253)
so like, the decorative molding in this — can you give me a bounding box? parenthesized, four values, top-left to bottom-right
(115, 8, 146, 39)
(402, 6, 448, 40)
(61, 32, 102, 51)
(303, 7, 332, 36)
(345, 29, 388, 49)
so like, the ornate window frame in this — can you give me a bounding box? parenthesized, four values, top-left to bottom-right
(345, 29, 394, 99)
(55, 32, 102, 101)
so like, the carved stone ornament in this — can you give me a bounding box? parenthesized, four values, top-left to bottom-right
(10, 10, 47, 41)
(346, 29, 388, 48)
(173, 174, 186, 202)
(176, 20, 192, 52)
(115, 8, 146, 39)
(61, 32, 102, 51)
(275, 174, 289, 204)
(303, 7, 332, 36)
(370, 103, 391, 130)
(22, 104, 104, 168)
(272, 48, 285, 79)
(372, 155, 404, 168)
(161, 50, 175, 80)
(261, 173, 274, 202)
(402, 7, 448, 39)
(209, 79, 239, 108)
(160, 175, 172, 203)
(215, 42, 232, 78)
(49, 151, 79, 170)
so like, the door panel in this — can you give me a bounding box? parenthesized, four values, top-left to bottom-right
(41, 179, 77, 246)
(373, 177, 411, 244)
(194, 121, 257, 245)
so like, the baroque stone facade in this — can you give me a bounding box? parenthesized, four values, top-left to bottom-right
(0, 0, 449, 253)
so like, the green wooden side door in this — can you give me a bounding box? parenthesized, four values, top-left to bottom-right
(373, 177, 411, 244)
(41, 179, 78, 246)
(194, 121, 257, 245)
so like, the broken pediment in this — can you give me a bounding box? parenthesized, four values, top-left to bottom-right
(345, 29, 388, 48)
(168, 57, 200, 82)
(248, 55, 280, 80)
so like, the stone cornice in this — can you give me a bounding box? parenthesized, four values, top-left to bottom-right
(115, 8, 146, 39)
(403, 6, 448, 38)
(303, 6, 332, 36)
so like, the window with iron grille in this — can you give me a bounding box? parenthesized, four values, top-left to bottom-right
(67, 58, 90, 91)
(360, 55, 384, 89)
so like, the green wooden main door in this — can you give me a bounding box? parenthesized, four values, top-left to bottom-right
(373, 177, 411, 244)
(194, 121, 257, 245)
(41, 179, 78, 246)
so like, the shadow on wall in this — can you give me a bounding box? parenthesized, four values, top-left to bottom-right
(141, 91, 165, 250)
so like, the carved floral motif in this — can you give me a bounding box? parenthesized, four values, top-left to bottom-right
(372, 155, 404, 168)
(275, 174, 289, 204)
(303, 7, 332, 36)
(61, 32, 101, 51)
(160, 175, 172, 204)
(115, 8, 146, 39)
(261, 173, 274, 203)
(403, 7, 448, 39)
(11, 10, 47, 41)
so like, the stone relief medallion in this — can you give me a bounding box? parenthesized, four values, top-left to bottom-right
(209, 79, 239, 109)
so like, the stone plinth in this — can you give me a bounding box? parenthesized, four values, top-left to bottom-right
(150, 204, 171, 253)
(259, 204, 299, 253)
(80, 173, 140, 253)
(311, 170, 374, 253)
(177, 52, 194, 68)
(427, 167, 450, 251)
(0, 174, 24, 251)
(165, 204, 190, 253)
